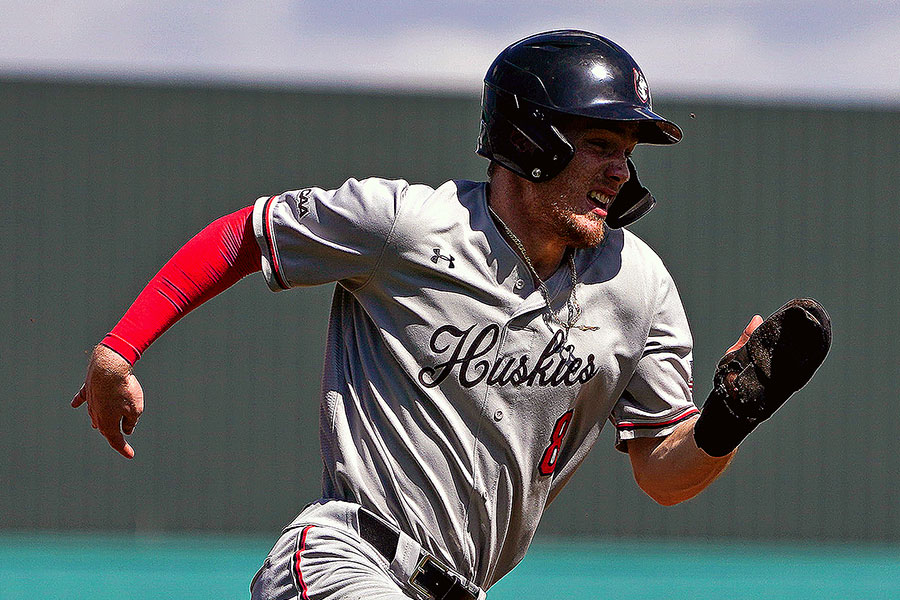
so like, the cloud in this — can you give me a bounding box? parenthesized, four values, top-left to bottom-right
(632, 11, 900, 102)
(1, 0, 897, 104)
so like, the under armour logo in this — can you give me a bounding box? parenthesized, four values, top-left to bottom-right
(431, 248, 455, 268)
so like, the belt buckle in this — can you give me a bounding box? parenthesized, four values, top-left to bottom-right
(408, 553, 452, 599)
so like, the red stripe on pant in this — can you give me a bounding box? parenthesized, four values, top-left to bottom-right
(293, 525, 316, 599)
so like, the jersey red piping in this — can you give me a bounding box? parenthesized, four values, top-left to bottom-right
(614, 407, 699, 430)
(263, 195, 290, 290)
(292, 524, 316, 600)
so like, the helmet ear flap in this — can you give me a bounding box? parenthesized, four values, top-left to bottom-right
(606, 159, 657, 228)
(476, 87, 574, 182)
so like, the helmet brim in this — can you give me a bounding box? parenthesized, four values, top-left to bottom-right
(564, 102, 683, 145)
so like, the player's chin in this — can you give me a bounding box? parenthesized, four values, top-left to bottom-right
(565, 213, 606, 248)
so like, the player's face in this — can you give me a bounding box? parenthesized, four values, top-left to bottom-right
(532, 122, 639, 247)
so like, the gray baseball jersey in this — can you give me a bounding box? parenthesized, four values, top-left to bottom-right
(252, 177, 697, 589)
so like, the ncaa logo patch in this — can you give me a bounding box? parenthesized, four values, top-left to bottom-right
(633, 68, 650, 104)
(295, 188, 311, 219)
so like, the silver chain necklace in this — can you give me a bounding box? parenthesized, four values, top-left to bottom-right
(489, 206, 599, 333)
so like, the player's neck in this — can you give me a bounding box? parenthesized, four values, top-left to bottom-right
(486, 179, 567, 281)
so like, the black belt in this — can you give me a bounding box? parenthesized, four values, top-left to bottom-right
(358, 508, 479, 600)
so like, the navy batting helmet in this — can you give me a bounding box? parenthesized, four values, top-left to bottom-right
(476, 30, 682, 228)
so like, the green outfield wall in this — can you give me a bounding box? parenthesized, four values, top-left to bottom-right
(1, 78, 897, 541)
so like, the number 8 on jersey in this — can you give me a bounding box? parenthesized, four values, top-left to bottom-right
(539, 410, 574, 476)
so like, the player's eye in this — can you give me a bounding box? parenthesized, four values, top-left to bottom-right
(588, 140, 613, 154)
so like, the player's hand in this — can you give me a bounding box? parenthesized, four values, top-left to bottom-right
(72, 344, 144, 459)
(724, 314, 764, 354)
(718, 315, 764, 391)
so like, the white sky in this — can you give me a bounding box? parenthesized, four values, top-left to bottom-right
(2, 0, 899, 105)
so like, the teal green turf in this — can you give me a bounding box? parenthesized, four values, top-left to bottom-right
(1, 533, 897, 599)
(492, 538, 900, 600)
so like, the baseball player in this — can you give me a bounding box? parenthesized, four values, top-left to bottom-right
(72, 30, 831, 600)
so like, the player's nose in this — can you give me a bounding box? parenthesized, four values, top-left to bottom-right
(606, 155, 630, 186)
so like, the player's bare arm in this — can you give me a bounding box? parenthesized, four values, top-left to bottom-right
(626, 416, 732, 506)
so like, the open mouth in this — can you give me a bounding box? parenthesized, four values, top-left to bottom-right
(587, 191, 613, 217)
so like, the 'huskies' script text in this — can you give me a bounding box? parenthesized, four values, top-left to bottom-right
(418, 324, 597, 388)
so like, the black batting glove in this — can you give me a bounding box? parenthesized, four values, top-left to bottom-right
(693, 298, 832, 457)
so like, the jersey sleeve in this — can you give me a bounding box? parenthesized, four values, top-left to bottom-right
(611, 267, 699, 452)
(253, 177, 405, 291)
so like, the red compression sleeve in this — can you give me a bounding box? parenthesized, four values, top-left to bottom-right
(100, 206, 261, 365)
